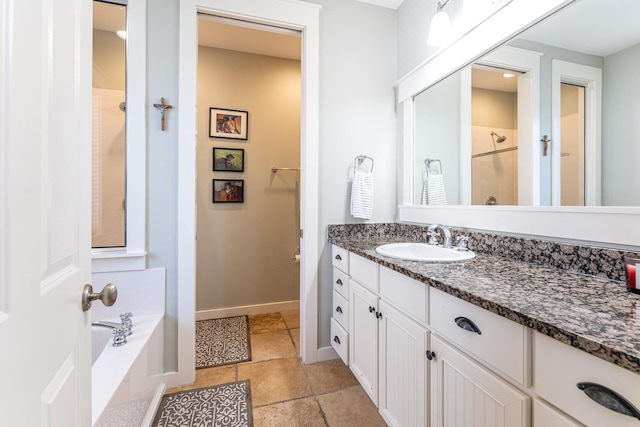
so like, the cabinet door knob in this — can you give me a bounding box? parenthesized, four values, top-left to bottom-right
(333, 336, 341, 344)
(336, 279, 343, 286)
(376, 311, 383, 319)
(335, 254, 342, 260)
(336, 306, 343, 314)
(577, 382, 640, 420)
(454, 316, 482, 335)
(426, 350, 436, 361)
(369, 306, 376, 313)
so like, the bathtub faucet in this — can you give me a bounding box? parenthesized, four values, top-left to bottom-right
(92, 312, 134, 336)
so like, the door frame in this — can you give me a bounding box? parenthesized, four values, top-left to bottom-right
(551, 59, 602, 206)
(176, 0, 320, 386)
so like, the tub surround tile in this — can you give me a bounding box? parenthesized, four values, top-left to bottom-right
(328, 223, 640, 375)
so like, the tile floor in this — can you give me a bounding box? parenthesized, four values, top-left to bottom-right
(167, 310, 387, 427)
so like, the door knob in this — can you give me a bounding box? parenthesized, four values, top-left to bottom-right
(82, 283, 118, 312)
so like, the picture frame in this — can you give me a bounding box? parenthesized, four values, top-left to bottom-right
(209, 108, 248, 140)
(212, 179, 244, 203)
(213, 147, 244, 172)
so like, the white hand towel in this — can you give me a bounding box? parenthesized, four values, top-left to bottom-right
(426, 174, 447, 205)
(350, 170, 374, 219)
(421, 172, 428, 205)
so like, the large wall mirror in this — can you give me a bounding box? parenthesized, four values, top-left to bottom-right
(92, 0, 127, 248)
(399, 0, 640, 248)
(91, 0, 146, 270)
(414, 0, 640, 208)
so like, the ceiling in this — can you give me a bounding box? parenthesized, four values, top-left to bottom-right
(354, 0, 405, 9)
(198, 16, 301, 61)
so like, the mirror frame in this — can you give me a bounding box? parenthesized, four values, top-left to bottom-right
(91, 0, 148, 272)
(397, 0, 640, 249)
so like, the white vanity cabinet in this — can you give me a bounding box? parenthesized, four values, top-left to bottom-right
(331, 245, 350, 364)
(428, 334, 530, 427)
(534, 332, 640, 427)
(350, 279, 380, 405)
(348, 253, 429, 426)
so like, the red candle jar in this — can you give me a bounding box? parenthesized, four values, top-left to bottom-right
(625, 256, 640, 294)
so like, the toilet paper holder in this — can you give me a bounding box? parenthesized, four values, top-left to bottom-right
(291, 247, 300, 264)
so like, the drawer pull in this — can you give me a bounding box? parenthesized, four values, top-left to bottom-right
(376, 311, 383, 319)
(426, 350, 436, 361)
(336, 306, 343, 314)
(369, 306, 376, 313)
(577, 382, 640, 420)
(336, 279, 343, 286)
(335, 254, 342, 260)
(454, 316, 482, 335)
(333, 336, 341, 344)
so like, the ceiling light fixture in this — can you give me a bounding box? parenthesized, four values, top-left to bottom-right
(116, 30, 127, 40)
(503, 73, 515, 78)
(427, 0, 452, 47)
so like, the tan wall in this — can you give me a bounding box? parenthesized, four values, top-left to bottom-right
(92, 29, 125, 90)
(196, 46, 301, 311)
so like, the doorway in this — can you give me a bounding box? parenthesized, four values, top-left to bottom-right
(176, 0, 320, 386)
(195, 15, 302, 324)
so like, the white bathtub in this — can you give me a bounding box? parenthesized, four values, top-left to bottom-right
(92, 314, 165, 426)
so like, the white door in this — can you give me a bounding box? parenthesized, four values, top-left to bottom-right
(429, 335, 529, 427)
(378, 301, 428, 427)
(0, 0, 93, 425)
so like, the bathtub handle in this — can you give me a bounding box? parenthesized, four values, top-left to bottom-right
(82, 283, 118, 312)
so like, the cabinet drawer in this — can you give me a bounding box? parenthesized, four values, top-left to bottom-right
(333, 267, 350, 299)
(533, 399, 584, 427)
(331, 317, 349, 365)
(535, 332, 640, 427)
(379, 266, 428, 325)
(350, 253, 378, 292)
(333, 290, 349, 331)
(430, 287, 530, 386)
(332, 245, 349, 273)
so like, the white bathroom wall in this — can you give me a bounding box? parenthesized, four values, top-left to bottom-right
(304, 0, 397, 348)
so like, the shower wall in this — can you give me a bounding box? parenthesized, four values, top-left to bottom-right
(471, 87, 518, 205)
(195, 46, 301, 316)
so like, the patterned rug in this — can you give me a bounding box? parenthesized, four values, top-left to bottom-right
(196, 316, 251, 368)
(153, 381, 253, 427)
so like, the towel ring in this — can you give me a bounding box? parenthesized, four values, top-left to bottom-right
(425, 158, 442, 176)
(354, 155, 374, 173)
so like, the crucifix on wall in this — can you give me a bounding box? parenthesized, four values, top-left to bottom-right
(153, 97, 173, 131)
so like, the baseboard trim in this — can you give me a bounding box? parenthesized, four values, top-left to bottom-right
(316, 346, 339, 362)
(196, 300, 300, 321)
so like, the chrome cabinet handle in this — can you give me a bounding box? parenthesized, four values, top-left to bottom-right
(82, 283, 117, 312)
(577, 382, 640, 420)
(336, 306, 343, 313)
(333, 336, 341, 344)
(335, 254, 342, 260)
(454, 316, 482, 335)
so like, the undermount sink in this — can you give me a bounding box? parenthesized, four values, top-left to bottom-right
(375, 243, 475, 262)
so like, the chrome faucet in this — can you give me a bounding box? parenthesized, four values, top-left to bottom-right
(427, 224, 453, 248)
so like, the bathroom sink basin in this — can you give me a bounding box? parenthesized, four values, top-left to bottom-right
(375, 243, 475, 262)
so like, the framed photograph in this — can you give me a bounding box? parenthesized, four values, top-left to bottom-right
(209, 108, 248, 140)
(212, 179, 244, 203)
(213, 147, 244, 172)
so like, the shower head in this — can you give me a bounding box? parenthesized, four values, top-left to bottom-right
(490, 131, 506, 143)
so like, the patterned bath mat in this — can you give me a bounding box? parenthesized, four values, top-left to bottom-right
(196, 316, 251, 368)
(153, 380, 253, 427)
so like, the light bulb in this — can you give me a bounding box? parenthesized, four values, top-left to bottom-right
(427, 10, 451, 47)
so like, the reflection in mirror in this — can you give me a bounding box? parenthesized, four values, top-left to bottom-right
(414, 0, 640, 207)
(92, 1, 126, 247)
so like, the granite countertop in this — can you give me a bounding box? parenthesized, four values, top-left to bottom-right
(330, 236, 640, 375)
